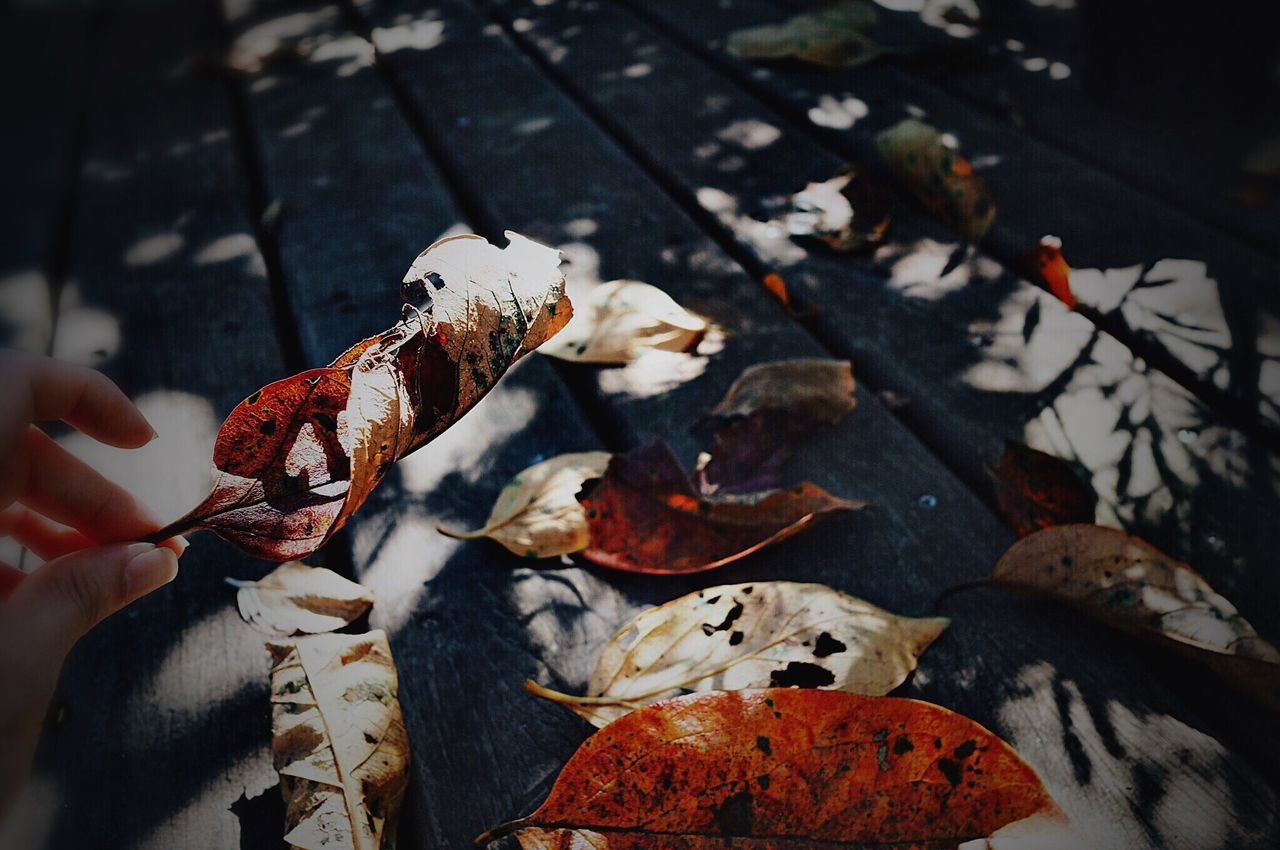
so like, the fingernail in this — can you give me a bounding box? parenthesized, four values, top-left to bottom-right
(125, 544, 179, 597)
(160, 535, 189, 556)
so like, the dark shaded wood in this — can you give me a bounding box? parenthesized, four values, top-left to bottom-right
(341, 0, 1278, 846)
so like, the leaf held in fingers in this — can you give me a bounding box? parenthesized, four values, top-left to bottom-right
(439, 451, 612, 558)
(877, 118, 996, 243)
(539, 280, 707, 364)
(158, 231, 570, 560)
(579, 440, 864, 574)
(479, 689, 1073, 848)
(992, 525, 1280, 710)
(697, 359, 856, 494)
(987, 441, 1096, 538)
(529, 581, 948, 727)
(269, 630, 409, 850)
(786, 166, 893, 251)
(228, 561, 373, 636)
(727, 1, 885, 69)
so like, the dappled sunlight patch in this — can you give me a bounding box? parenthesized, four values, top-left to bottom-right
(134, 750, 276, 850)
(878, 237, 1002, 301)
(695, 186, 806, 267)
(507, 568, 640, 680)
(51, 304, 120, 367)
(371, 18, 446, 54)
(1258, 314, 1280, 425)
(807, 93, 869, 129)
(226, 8, 339, 72)
(309, 35, 374, 77)
(356, 512, 453, 634)
(596, 345, 719, 400)
(716, 118, 782, 150)
(123, 232, 184, 267)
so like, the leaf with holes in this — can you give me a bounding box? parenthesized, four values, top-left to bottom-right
(726, 1, 885, 69)
(986, 442, 1096, 538)
(227, 560, 373, 636)
(528, 581, 947, 727)
(695, 359, 857, 495)
(989, 525, 1280, 710)
(540, 280, 708, 364)
(439, 451, 612, 558)
(148, 232, 571, 560)
(269, 630, 409, 850)
(579, 440, 863, 574)
(785, 166, 892, 251)
(478, 689, 1078, 848)
(876, 118, 996, 243)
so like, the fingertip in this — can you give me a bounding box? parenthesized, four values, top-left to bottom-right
(160, 535, 189, 556)
(124, 545, 179, 599)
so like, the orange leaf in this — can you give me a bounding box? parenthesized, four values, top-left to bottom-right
(1033, 235, 1076, 309)
(580, 440, 862, 574)
(479, 689, 1074, 848)
(987, 441, 1096, 538)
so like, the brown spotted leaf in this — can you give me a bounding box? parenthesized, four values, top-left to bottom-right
(987, 441, 1096, 538)
(269, 630, 409, 850)
(876, 118, 996, 243)
(991, 525, 1280, 711)
(478, 689, 1077, 848)
(528, 581, 948, 727)
(150, 232, 570, 560)
(579, 440, 864, 574)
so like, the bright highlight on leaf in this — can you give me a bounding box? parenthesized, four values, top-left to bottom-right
(785, 166, 893, 251)
(726, 1, 886, 69)
(539, 280, 708, 364)
(876, 118, 996, 243)
(987, 441, 1096, 538)
(150, 231, 571, 560)
(269, 631, 409, 850)
(990, 525, 1280, 710)
(227, 560, 373, 636)
(439, 451, 612, 558)
(480, 689, 1075, 848)
(528, 581, 948, 727)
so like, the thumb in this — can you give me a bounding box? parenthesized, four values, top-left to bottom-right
(11, 543, 179, 655)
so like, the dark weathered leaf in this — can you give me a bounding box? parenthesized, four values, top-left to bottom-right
(151, 232, 570, 560)
(876, 118, 996, 243)
(785, 166, 892, 251)
(987, 441, 1096, 538)
(480, 689, 1076, 848)
(726, 2, 885, 69)
(580, 440, 863, 574)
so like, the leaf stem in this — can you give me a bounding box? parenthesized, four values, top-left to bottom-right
(139, 521, 201, 546)
(523, 679, 639, 708)
(436, 523, 492, 541)
(474, 816, 531, 847)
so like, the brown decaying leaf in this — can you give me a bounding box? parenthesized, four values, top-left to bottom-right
(987, 441, 1096, 538)
(539, 280, 707, 364)
(269, 630, 409, 850)
(528, 581, 948, 727)
(876, 118, 996, 243)
(579, 440, 864, 574)
(438, 451, 613, 559)
(696, 359, 857, 495)
(227, 561, 373, 636)
(479, 689, 1078, 848)
(150, 232, 570, 560)
(785, 166, 893, 251)
(991, 525, 1280, 710)
(726, 1, 885, 69)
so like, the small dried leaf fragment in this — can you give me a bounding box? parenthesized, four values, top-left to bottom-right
(987, 441, 1096, 538)
(1027, 235, 1076, 308)
(727, 1, 885, 69)
(439, 451, 612, 558)
(579, 440, 863, 574)
(877, 118, 996, 243)
(540, 280, 707, 364)
(269, 631, 409, 850)
(529, 581, 948, 727)
(710, 359, 856, 423)
(785, 166, 892, 251)
(155, 232, 570, 560)
(228, 561, 374, 636)
(992, 525, 1280, 710)
(481, 689, 1074, 848)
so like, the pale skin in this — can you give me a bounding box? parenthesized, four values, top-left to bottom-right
(0, 351, 187, 818)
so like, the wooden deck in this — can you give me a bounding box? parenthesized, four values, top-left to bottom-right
(2, 1, 1278, 848)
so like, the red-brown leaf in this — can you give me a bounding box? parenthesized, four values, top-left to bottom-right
(480, 689, 1072, 848)
(987, 442, 1097, 538)
(579, 440, 863, 574)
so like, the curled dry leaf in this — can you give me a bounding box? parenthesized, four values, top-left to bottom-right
(785, 166, 892, 251)
(528, 581, 948, 727)
(987, 441, 1096, 538)
(1025, 235, 1076, 309)
(876, 118, 996, 243)
(539, 280, 707, 364)
(438, 451, 612, 558)
(151, 232, 570, 560)
(227, 560, 374, 636)
(697, 359, 857, 495)
(991, 525, 1280, 710)
(726, 1, 885, 69)
(580, 440, 864, 574)
(479, 689, 1076, 848)
(269, 630, 409, 850)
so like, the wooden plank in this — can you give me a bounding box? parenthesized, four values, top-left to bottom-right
(353, 1, 1278, 847)
(221, 2, 612, 847)
(30, 1, 288, 848)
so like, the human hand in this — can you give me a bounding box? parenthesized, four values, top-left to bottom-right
(0, 351, 187, 817)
